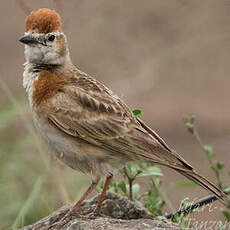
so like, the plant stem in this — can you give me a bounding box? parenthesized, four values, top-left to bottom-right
(128, 169, 144, 200)
(123, 166, 134, 200)
(151, 178, 175, 214)
(129, 178, 134, 201)
(193, 128, 223, 188)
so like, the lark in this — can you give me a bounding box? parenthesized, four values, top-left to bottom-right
(19, 8, 226, 218)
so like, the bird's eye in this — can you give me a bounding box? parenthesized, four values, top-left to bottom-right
(48, 35, 55, 42)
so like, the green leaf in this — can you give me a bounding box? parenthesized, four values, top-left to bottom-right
(184, 122, 194, 134)
(203, 145, 214, 158)
(190, 116, 195, 123)
(174, 181, 197, 188)
(107, 180, 119, 193)
(107, 186, 118, 193)
(132, 183, 140, 200)
(110, 180, 117, 187)
(212, 161, 225, 174)
(216, 161, 224, 170)
(124, 162, 141, 178)
(222, 209, 230, 221)
(133, 109, 142, 117)
(152, 177, 161, 187)
(183, 116, 195, 134)
(137, 166, 162, 177)
(118, 181, 127, 194)
(217, 221, 227, 230)
(180, 197, 192, 208)
(225, 186, 230, 194)
(95, 186, 102, 193)
(144, 190, 165, 216)
(96, 179, 105, 193)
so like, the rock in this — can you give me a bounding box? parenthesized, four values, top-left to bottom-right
(20, 193, 190, 230)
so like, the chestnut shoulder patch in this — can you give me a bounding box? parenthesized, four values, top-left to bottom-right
(26, 8, 61, 33)
(32, 70, 67, 106)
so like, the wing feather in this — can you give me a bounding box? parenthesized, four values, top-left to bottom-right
(41, 74, 193, 169)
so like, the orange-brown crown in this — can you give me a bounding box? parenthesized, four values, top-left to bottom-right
(25, 8, 62, 33)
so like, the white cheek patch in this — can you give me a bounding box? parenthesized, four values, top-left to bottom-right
(24, 45, 44, 63)
(24, 43, 66, 65)
(42, 44, 60, 64)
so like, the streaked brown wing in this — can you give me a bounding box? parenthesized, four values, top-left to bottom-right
(42, 75, 193, 169)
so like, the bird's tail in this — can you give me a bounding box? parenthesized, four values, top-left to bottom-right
(175, 168, 227, 203)
(135, 118, 227, 202)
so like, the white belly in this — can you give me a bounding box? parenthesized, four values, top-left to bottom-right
(32, 112, 116, 177)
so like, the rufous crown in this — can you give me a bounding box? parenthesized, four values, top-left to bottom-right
(25, 8, 61, 33)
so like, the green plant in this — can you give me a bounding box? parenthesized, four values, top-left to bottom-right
(184, 115, 230, 223)
(96, 161, 166, 216)
(171, 197, 195, 228)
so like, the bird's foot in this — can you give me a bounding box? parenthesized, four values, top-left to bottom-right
(49, 210, 90, 229)
(85, 206, 108, 219)
(49, 206, 108, 229)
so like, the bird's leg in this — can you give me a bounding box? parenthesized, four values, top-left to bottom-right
(52, 179, 100, 228)
(97, 175, 113, 208)
(90, 174, 113, 217)
(71, 180, 99, 211)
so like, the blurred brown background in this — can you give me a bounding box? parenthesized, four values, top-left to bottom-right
(0, 0, 229, 229)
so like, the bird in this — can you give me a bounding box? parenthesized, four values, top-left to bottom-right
(19, 8, 226, 219)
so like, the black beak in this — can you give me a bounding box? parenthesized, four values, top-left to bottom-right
(19, 34, 39, 45)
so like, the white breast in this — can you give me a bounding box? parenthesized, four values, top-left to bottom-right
(23, 62, 39, 108)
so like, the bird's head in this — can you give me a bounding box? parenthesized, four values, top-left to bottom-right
(19, 8, 70, 65)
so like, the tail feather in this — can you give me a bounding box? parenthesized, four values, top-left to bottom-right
(136, 118, 227, 202)
(176, 169, 227, 202)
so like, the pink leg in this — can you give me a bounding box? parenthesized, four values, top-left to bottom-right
(72, 180, 99, 210)
(97, 175, 113, 208)
(51, 180, 100, 228)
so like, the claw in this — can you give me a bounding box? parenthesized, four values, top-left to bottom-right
(49, 212, 91, 229)
(85, 207, 108, 219)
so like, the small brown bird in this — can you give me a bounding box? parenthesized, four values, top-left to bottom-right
(19, 8, 225, 217)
